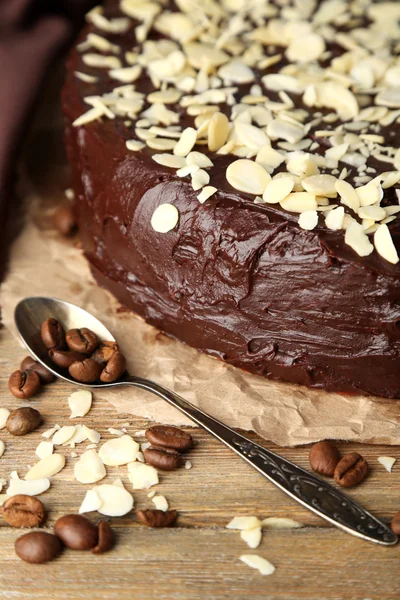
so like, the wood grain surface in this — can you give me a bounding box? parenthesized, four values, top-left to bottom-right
(0, 324, 400, 600)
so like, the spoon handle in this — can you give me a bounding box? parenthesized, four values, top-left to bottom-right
(128, 376, 396, 546)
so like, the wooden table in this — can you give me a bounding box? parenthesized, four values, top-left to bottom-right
(0, 324, 399, 600)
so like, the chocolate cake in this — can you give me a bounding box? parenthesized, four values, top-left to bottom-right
(62, 0, 400, 398)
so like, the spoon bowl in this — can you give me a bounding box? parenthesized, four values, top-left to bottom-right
(13, 295, 398, 546)
(15, 296, 116, 387)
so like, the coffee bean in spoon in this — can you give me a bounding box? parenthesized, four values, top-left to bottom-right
(48, 349, 86, 369)
(91, 341, 119, 365)
(20, 356, 56, 384)
(8, 369, 41, 399)
(15, 531, 62, 564)
(2, 495, 46, 528)
(6, 407, 41, 436)
(41, 318, 66, 350)
(144, 446, 182, 471)
(100, 351, 126, 383)
(145, 425, 193, 451)
(54, 514, 98, 550)
(66, 328, 99, 355)
(69, 358, 102, 383)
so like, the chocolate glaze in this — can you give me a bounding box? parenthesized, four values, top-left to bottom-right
(62, 1, 400, 398)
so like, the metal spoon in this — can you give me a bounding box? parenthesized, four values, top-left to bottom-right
(14, 296, 397, 546)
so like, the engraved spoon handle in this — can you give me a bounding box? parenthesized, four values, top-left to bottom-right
(127, 375, 397, 546)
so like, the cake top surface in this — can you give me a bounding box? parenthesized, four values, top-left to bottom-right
(68, 0, 400, 268)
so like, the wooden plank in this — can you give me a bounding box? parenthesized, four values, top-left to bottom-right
(1, 310, 400, 599)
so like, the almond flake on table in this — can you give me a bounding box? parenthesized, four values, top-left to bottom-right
(240, 555, 275, 576)
(151, 203, 180, 233)
(185, 460, 192, 469)
(71, 452, 78, 458)
(79, 489, 103, 514)
(299, 210, 318, 231)
(25, 454, 66, 480)
(7, 477, 50, 497)
(152, 495, 169, 512)
(93, 484, 134, 517)
(112, 478, 125, 488)
(108, 428, 125, 437)
(240, 527, 262, 549)
(52, 425, 76, 445)
(0, 408, 10, 429)
(147, 490, 156, 499)
(374, 224, 399, 264)
(68, 390, 93, 418)
(226, 516, 262, 530)
(82, 425, 101, 444)
(0, 441, 5, 459)
(99, 435, 139, 466)
(74, 450, 106, 484)
(377, 457, 396, 473)
(66, 425, 89, 446)
(261, 517, 303, 529)
(35, 441, 54, 459)
(141, 442, 151, 452)
(136, 451, 145, 463)
(42, 426, 59, 439)
(128, 462, 159, 489)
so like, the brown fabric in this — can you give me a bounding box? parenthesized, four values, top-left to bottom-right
(0, 0, 96, 279)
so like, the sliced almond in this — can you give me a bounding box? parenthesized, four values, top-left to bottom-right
(226, 159, 271, 195)
(151, 203, 180, 233)
(197, 186, 217, 203)
(261, 517, 303, 529)
(109, 65, 142, 83)
(335, 179, 360, 212)
(298, 210, 318, 230)
(240, 527, 262, 549)
(52, 426, 76, 445)
(173, 127, 197, 157)
(108, 428, 125, 437)
(127, 462, 159, 489)
(325, 206, 345, 230)
(42, 427, 59, 439)
(25, 454, 66, 480)
(0, 408, 10, 430)
(263, 178, 294, 204)
(147, 138, 177, 151)
(345, 222, 374, 257)
(255, 145, 285, 170)
(126, 140, 146, 151)
(280, 192, 318, 213)
(302, 175, 337, 197)
(208, 112, 230, 152)
(82, 54, 121, 70)
(377, 456, 396, 473)
(66, 425, 89, 446)
(286, 33, 325, 63)
(186, 151, 213, 168)
(152, 154, 186, 169)
(74, 450, 106, 484)
(374, 224, 399, 264)
(93, 483, 134, 517)
(358, 205, 387, 221)
(35, 441, 54, 459)
(79, 489, 102, 514)
(152, 495, 169, 512)
(185, 460, 192, 469)
(0, 441, 5, 459)
(99, 435, 139, 466)
(226, 516, 261, 530)
(356, 182, 382, 207)
(69, 390, 92, 419)
(82, 425, 101, 444)
(7, 477, 50, 497)
(191, 169, 210, 191)
(235, 122, 269, 150)
(240, 555, 275, 576)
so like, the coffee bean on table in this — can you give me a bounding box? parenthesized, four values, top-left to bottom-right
(334, 452, 368, 488)
(144, 446, 182, 471)
(69, 358, 102, 383)
(41, 318, 66, 350)
(91, 341, 119, 365)
(8, 370, 41, 399)
(390, 512, 400, 535)
(100, 351, 126, 383)
(92, 521, 114, 554)
(137, 509, 177, 528)
(53, 204, 77, 237)
(2, 495, 46, 528)
(20, 356, 56, 384)
(309, 441, 341, 477)
(48, 349, 86, 369)
(6, 407, 41, 436)
(15, 531, 62, 564)
(145, 425, 193, 451)
(54, 514, 98, 550)
(66, 328, 99, 355)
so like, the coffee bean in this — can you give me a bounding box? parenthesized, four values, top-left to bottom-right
(6, 407, 41, 436)
(100, 351, 126, 383)
(2, 495, 46, 528)
(66, 328, 99, 355)
(54, 514, 98, 550)
(136, 509, 177, 528)
(69, 358, 102, 383)
(41, 318, 66, 350)
(15, 531, 62, 564)
(390, 512, 400, 535)
(91, 341, 119, 365)
(309, 441, 341, 477)
(144, 446, 182, 471)
(145, 425, 193, 451)
(48, 349, 86, 369)
(20, 356, 56, 384)
(92, 521, 114, 554)
(334, 453, 368, 488)
(53, 204, 77, 237)
(8, 370, 41, 399)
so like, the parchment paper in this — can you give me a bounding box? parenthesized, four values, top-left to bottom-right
(2, 192, 400, 447)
